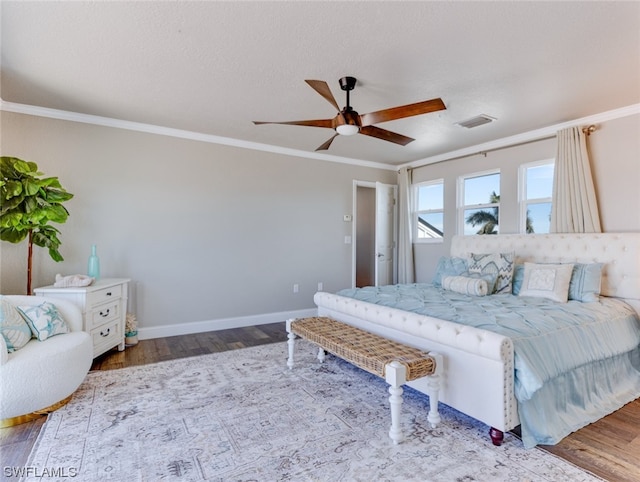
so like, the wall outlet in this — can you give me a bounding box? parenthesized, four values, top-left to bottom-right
(293, 283, 299, 293)
(343, 214, 352, 222)
(317, 282, 323, 291)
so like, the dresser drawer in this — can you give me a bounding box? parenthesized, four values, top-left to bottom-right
(91, 319, 122, 357)
(86, 284, 122, 307)
(87, 300, 121, 330)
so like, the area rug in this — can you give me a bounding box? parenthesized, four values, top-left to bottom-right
(24, 341, 602, 482)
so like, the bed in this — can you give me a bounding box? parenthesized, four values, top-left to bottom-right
(314, 233, 640, 448)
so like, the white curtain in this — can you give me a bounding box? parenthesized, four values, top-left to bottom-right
(397, 167, 415, 283)
(550, 127, 602, 233)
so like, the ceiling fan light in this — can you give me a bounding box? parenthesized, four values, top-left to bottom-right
(336, 124, 360, 136)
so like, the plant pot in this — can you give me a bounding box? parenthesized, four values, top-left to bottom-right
(125, 332, 138, 346)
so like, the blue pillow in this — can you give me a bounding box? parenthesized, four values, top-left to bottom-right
(511, 264, 525, 295)
(432, 256, 468, 287)
(568, 263, 602, 302)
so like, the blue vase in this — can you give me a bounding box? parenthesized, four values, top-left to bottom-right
(87, 244, 100, 280)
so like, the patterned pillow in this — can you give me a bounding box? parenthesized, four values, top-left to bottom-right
(17, 302, 70, 341)
(0, 297, 33, 352)
(432, 256, 468, 287)
(468, 252, 515, 294)
(568, 263, 603, 302)
(518, 262, 574, 303)
(442, 275, 490, 296)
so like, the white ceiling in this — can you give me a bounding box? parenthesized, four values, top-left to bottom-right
(2, 1, 639, 167)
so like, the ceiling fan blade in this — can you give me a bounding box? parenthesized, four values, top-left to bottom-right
(315, 133, 339, 151)
(359, 125, 415, 146)
(305, 80, 341, 112)
(253, 118, 334, 128)
(360, 98, 446, 126)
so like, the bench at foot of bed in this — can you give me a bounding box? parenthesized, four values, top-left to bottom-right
(286, 316, 444, 445)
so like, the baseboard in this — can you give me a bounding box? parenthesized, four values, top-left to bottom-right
(136, 307, 318, 340)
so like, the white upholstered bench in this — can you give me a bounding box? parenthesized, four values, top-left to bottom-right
(286, 316, 443, 444)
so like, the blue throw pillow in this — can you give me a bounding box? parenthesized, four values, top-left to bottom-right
(512, 264, 525, 295)
(568, 263, 603, 302)
(432, 256, 468, 287)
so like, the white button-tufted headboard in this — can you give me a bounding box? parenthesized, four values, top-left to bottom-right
(450, 233, 640, 304)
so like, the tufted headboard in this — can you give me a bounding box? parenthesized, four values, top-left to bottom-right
(450, 233, 640, 312)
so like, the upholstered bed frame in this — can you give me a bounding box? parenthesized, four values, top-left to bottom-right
(314, 233, 640, 442)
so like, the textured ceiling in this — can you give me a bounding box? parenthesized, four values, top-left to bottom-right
(1, 1, 639, 166)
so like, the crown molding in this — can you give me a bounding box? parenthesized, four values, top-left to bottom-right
(3, 98, 637, 173)
(403, 103, 640, 170)
(0, 99, 396, 172)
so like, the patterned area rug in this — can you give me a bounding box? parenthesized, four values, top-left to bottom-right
(24, 341, 602, 482)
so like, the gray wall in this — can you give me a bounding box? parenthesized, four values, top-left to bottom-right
(2, 110, 638, 332)
(0, 111, 396, 334)
(411, 113, 640, 282)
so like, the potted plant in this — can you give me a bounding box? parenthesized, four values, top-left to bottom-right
(125, 313, 139, 346)
(0, 156, 74, 294)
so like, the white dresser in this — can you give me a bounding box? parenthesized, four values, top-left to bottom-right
(34, 278, 130, 358)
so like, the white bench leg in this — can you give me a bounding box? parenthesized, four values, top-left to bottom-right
(385, 360, 407, 445)
(286, 319, 296, 370)
(426, 352, 443, 428)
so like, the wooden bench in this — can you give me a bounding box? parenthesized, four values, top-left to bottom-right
(286, 316, 443, 444)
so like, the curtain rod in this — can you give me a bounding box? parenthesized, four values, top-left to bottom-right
(407, 124, 598, 170)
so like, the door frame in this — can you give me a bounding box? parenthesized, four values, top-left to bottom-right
(351, 180, 397, 288)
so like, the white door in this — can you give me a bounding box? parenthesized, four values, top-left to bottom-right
(375, 182, 397, 286)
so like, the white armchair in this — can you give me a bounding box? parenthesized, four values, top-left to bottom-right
(1, 295, 93, 426)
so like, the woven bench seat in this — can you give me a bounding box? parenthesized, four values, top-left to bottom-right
(286, 316, 443, 444)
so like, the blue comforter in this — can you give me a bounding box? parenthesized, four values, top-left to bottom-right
(337, 283, 640, 448)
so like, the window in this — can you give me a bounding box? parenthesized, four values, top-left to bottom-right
(459, 171, 500, 235)
(414, 179, 444, 241)
(519, 160, 554, 234)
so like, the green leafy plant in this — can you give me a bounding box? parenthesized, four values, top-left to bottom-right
(0, 156, 73, 294)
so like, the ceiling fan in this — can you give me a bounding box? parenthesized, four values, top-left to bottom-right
(254, 77, 446, 151)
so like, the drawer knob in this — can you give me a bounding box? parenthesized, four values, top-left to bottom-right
(99, 308, 111, 317)
(106, 292, 112, 296)
(100, 328, 110, 337)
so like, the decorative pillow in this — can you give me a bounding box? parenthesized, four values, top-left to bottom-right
(468, 252, 515, 294)
(511, 264, 525, 295)
(568, 263, 603, 302)
(432, 256, 468, 287)
(0, 297, 33, 352)
(518, 262, 574, 303)
(17, 302, 70, 341)
(442, 275, 490, 296)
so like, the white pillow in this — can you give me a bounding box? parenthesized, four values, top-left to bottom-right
(17, 302, 70, 341)
(518, 262, 574, 303)
(442, 275, 490, 297)
(0, 297, 33, 352)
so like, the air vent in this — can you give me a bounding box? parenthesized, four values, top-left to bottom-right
(455, 114, 496, 129)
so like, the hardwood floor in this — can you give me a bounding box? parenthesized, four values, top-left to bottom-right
(1, 322, 638, 482)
